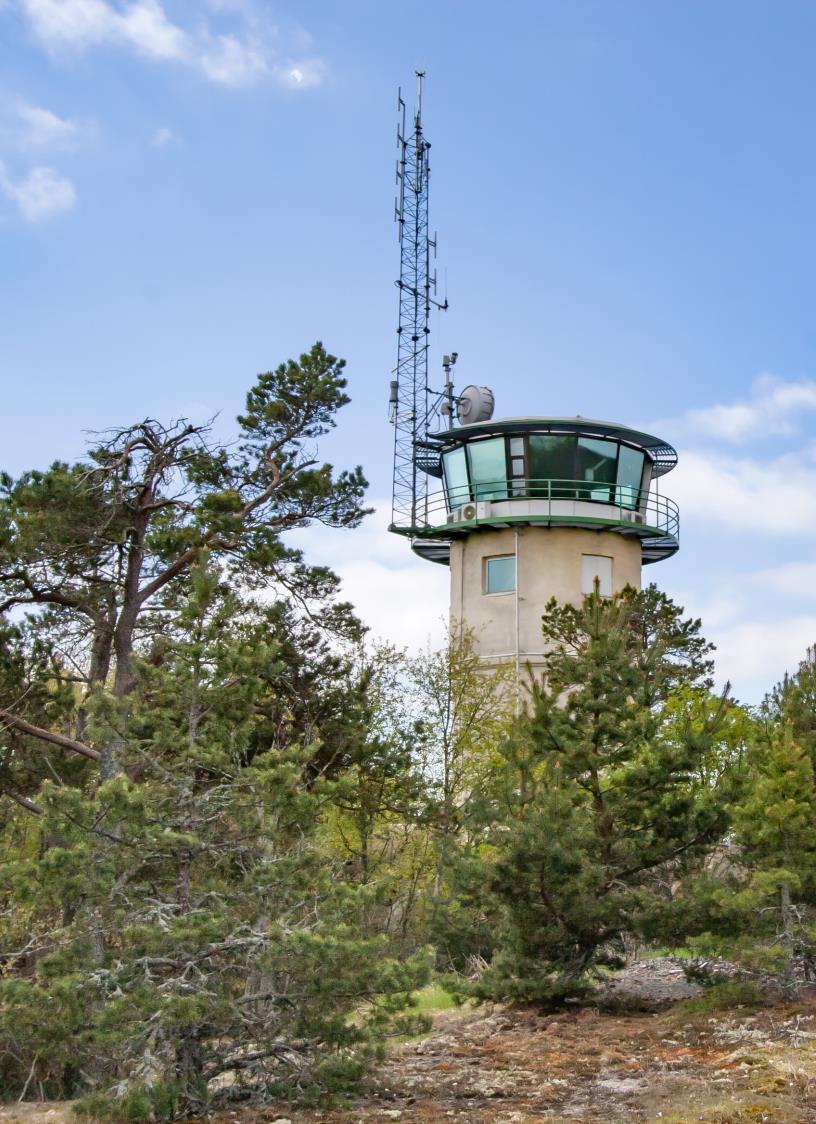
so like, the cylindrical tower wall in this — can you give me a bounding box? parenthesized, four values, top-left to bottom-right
(449, 526, 641, 674)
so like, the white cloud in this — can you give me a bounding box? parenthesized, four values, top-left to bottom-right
(711, 616, 816, 699)
(198, 31, 266, 85)
(0, 96, 84, 153)
(18, 0, 185, 58)
(151, 125, 174, 147)
(204, 0, 267, 16)
(686, 372, 816, 443)
(668, 446, 816, 536)
(0, 99, 85, 221)
(293, 501, 449, 651)
(668, 566, 816, 697)
(115, 0, 186, 59)
(748, 561, 816, 599)
(14, 0, 325, 88)
(18, 0, 116, 47)
(0, 162, 76, 220)
(275, 58, 325, 89)
(15, 101, 78, 148)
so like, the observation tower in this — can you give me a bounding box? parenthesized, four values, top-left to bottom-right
(396, 396, 679, 677)
(387, 74, 679, 679)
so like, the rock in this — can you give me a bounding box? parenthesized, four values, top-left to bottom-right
(594, 1077, 647, 1094)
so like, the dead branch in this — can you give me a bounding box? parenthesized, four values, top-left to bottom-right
(0, 708, 101, 762)
(2, 789, 43, 815)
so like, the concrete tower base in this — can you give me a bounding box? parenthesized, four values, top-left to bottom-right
(449, 526, 641, 679)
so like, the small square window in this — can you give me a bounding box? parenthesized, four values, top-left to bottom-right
(581, 554, 612, 596)
(485, 555, 516, 594)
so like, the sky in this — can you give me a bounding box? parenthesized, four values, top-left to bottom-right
(3, 1, 816, 702)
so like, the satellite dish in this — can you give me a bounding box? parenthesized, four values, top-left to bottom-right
(456, 385, 495, 425)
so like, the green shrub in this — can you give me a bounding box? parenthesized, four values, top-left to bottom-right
(675, 980, 765, 1014)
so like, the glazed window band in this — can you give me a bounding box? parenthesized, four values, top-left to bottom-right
(442, 433, 647, 510)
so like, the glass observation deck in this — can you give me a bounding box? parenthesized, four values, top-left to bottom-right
(391, 417, 679, 567)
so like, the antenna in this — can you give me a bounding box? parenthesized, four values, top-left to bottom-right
(389, 70, 448, 531)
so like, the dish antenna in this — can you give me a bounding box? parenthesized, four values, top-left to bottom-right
(456, 385, 495, 425)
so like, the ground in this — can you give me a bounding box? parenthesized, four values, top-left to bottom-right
(241, 961, 816, 1123)
(5, 963, 816, 1123)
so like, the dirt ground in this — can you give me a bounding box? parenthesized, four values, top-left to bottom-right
(244, 967, 816, 1123)
(0, 1107, 73, 1124)
(6, 964, 816, 1124)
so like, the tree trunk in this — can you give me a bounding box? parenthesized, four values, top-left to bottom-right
(99, 524, 146, 776)
(781, 881, 797, 999)
(76, 616, 115, 742)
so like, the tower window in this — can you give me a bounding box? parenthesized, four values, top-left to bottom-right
(442, 445, 470, 507)
(467, 438, 508, 501)
(576, 437, 617, 502)
(484, 555, 516, 594)
(581, 554, 612, 596)
(616, 445, 645, 509)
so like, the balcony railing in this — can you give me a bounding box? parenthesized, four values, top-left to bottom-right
(405, 478, 679, 542)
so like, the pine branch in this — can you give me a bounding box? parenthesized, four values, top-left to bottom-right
(2, 789, 43, 815)
(0, 708, 101, 762)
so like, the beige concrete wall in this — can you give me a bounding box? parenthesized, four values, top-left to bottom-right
(449, 526, 641, 675)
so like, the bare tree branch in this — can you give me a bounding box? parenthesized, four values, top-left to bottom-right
(0, 708, 101, 763)
(2, 789, 43, 815)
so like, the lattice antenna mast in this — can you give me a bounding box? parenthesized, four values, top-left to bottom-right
(389, 71, 447, 530)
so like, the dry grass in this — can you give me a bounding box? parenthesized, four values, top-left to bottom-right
(222, 994, 816, 1122)
(0, 1106, 74, 1124)
(9, 992, 816, 1122)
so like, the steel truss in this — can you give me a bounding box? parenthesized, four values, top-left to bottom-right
(390, 71, 446, 530)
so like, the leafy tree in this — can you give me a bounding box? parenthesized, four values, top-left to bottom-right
(317, 632, 518, 965)
(412, 630, 515, 851)
(406, 631, 515, 968)
(464, 585, 731, 1004)
(319, 644, 430, 944)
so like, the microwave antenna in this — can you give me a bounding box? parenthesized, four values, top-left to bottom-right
(388, 70, 448, 531)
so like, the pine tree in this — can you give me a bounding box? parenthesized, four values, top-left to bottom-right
(764, 649, 816, 771)
(464, 585, 731, 1004)
(733, 726, 816, 990)
(0, 349, 428, 1115)
(0, 343, 367, 782)
(677, 663, 816, 994)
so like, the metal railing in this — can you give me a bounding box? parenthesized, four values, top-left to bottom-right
(409, 478, 679, 539)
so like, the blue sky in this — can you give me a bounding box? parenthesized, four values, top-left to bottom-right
(3, 1, 816, 701)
